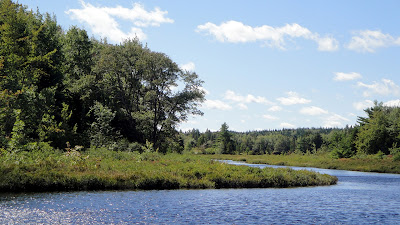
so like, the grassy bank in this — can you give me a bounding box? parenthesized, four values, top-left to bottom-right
(0, 148, 337, 192)
(210, 153, 400, 174)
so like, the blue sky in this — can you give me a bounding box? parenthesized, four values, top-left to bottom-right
(19, 0, 400, 132)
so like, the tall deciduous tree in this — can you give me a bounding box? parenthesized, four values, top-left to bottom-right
(1, 0, 205, 152)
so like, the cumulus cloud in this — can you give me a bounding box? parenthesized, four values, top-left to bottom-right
(224, 90, 273, 109)
(347, 30, 400, 52)
(180, 62, 196, 72)
(203, 99, 232, 110)
(277, 91, 311, 105)
(268, 105, 283, 112)
(300, 106, 328, 116)
(280, 122, 296, 129)
(196, 21, 338, 51)
(357, 79, 400, 97)
(66, 1, 173, 43)
(353, 100, 374, 111)
(323, 113, 350, 128)
(317, 36, 339, 51)
(262, 114, 279, 120)
(384, 99, 400, 107)
(333, 72, 362, 81)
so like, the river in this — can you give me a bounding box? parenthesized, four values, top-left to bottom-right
(1, 161, 400, 224)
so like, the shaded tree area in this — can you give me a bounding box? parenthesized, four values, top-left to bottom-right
(182, 101, 400, 159)
(0, 0, 205, 153)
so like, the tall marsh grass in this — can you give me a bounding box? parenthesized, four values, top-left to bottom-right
(0, 148, 337, 192)
(211, 153, 400, 174)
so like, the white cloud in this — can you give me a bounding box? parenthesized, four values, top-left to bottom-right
(333, 72, 362, 81)
(180, 62, 196, 72)
(262, 114, 279, 120)
(277, 91, 311, 105)
(384, 99, 400, 107)
(323, 113, 349, 128)
(196, 21, 338, 51)
(300, 106, 328, 116)
(66, 1, 173, 43)
(203, 99, 232, 110)
(198, 87, 210, 95)
(268, 105, 283, 112)
(183, 120, 198, 125)
(348, 113, 357, 117)
(237, 103, 248, 110)
(317, 36, 339, 51)
(353, 100, 374, 111)
(323, 120, 342, 128)
(347, 30, 400, 52)
(280, 122, 296, 129)
(357, 79, 400, 97)
(224, 90, 273, 110)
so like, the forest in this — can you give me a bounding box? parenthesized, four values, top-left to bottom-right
(0, 0, 205, 154)
(2, 0, 400, 193)
(182, 101, 400, 160)
(1, 0, 400, 162)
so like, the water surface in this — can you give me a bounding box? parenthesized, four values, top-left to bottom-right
(1, 161, 400, 224)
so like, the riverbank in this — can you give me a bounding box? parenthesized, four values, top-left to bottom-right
(0, 149, 337, 192)
(210, 154, 400, 174)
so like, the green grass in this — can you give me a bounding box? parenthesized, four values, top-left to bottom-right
(0, 148, 337, 192)
(210, 153, 400, 174)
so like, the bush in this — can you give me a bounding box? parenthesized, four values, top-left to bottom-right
(393, 153, 400, 162)
(374, 150, 385, 159)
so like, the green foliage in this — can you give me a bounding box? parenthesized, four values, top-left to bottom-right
(182, 126, 343, 157)
(0, 149, 337, 192)
(218, 122, 235, 154)
(0, 0, 205, 153)
(141, 140, 157, 153)
(89, 102, 117, 147)
(356, 102, 400, 155)
(389, 143, 400, 161)
(8, 110, 26, 151)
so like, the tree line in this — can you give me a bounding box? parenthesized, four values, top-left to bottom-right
(182, 101, 400, 159)
(0, 0, 205, 153)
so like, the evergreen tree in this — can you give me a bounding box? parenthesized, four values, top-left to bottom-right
(218, 122, 234, 154)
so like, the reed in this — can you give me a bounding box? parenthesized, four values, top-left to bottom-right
(210, 153, 400, 174)
(0, 148, 337, 192)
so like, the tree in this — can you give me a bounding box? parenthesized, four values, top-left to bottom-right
(1, 1, 206, 152)
(273, 135, 291, 154)
(89, 102, 116, 147)
(356, 104, 391, 154)
(0, 0, 65, 149)
(218, 122, 234, 154)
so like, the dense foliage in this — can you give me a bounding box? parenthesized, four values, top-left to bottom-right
(183, 101, 400, 160)
(0, 0, 205, 153)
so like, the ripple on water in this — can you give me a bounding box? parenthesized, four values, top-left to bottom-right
(1, 163, 400, 224)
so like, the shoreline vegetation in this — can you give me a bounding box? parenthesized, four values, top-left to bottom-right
(210, 154, 400, 174)
(1, 0, 398, 193)
(1, 0, 338, 194)
(0, 149, 337, 193)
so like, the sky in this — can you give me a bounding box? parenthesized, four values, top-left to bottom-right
(19, 0, 400, 132)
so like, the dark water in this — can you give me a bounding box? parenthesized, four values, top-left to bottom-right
(1, 161, 400, 224)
